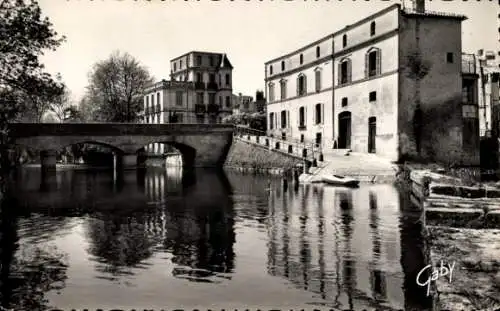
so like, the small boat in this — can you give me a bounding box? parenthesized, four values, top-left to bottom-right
(321, 174, 360, 187)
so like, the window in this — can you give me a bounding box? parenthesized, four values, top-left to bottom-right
(219, 96, 222, 107)
(447, 52, 454, 63)
(281, 61, 285, 71)
(225, 74, 230, 86)
(225, 96, 231, 108)
(297, 74, 307, 96)
(209, 73, 215, 83)
(342, 97, 348, 107)
(180, 60, 183, 69)
(315, 70, 322, 92)
(316, 133, 322, 146)
(210, 56, 214, 66)
(316, 46, 320, 58)
(196, 93, 204, 105)
(299, 106, 306, 127)
(209, 93, 216, 106)
(176, 91, 183, 106)
(196, 72, 202, 82)
(269, 112, 275, 129)
(196, 55, 202, 66)
(369, 91, 377, 102)
(270, 65, 273, 75)
(280, 80, 287, 100)
(342, 34, 347, 48)
(280, 110, 287, 128)
(151, 94, 154, 107)
(173, 63, 177, 71)
(300, 54, 304, 65)
(366, 49, 380, 77)
(370, 21, 376, 36)
(269, 83, 275, 102)
(300, 134, 304, 143)
(339, 59, 352, 84)
(315, 103, 322, 124)
(157, 92, 160, 105)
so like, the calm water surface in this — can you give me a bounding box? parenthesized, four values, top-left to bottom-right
(0, 168, 432, 311)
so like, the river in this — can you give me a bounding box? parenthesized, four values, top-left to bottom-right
(0, 167, 433, 311)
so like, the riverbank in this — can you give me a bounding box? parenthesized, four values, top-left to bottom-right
(428, 226, 500, 311)
(397, 163, 500, 310)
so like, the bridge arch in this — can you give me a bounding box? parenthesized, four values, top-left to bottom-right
(137, 141, 196, 168)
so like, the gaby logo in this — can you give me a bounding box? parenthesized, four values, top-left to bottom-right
(416, 261, 456, 296)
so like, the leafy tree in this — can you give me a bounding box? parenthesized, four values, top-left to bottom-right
(48, 84, 73, 122)
(85, 51, 153, 122)
(0, 0, 66, 191)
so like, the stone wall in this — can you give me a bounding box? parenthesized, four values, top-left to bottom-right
(224, 138, 303, 174)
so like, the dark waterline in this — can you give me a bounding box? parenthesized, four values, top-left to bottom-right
(0, 168, 433, 310)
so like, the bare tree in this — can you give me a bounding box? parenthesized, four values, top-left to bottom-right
(86, 51, 152, 122)
(49, 85, 72, 122)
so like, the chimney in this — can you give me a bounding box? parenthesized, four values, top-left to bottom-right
(414, 0, 425, 13)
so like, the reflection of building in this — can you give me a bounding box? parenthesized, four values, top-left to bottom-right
(143, 51, 234, 154)
(265, 1, 479, 165)
(267, 184, 407, 310)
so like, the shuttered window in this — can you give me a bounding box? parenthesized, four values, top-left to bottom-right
(365, 48, 381, 78)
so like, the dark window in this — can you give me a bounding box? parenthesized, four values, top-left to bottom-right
(447, 52, 454, 63)
(270, 65, 273, 75)
(209, 73, 215, 83)
(196, 93, 204, 105)
(281, 110, 287, 128)
(316, 46, 320, 58)
(196, 55, 202, 66)
(298, 75, 306, 96)
(225, 74, 230, 86)
(281, 61, 285, 71)
(315, 103, 322, 124)
(368, 50, 378, 77)
(340, 60, 350, 84)
(180, 60, 183, 69)
(299, 106, 305, 127)
(269, 112, 275, 129)
(342, 34, 347, 48)
(269, 83, 275, 102)
(196, 72, 202, 82)
(370, 21, 376, 36)
(316, 132, 322, 145)
(300, 134, 304, 142)
(342, 97, 348, 107)
(173, 63, 177, 71)
(225, 96, 231, 108)
(176, 91, 183, 106)
(210, 56, 214, 66)
(209, 93, 216, 106)
(300, 54, 304, 65)
(369, 91, 377, 102)
(315, 70, 321, 92)
(280, 80, 287, 100)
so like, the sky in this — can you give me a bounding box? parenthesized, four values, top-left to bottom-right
(38, 0, 499, 103)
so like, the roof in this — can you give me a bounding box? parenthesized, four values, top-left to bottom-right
(219, 53, 233, 69)
(401, 8, 467, 21)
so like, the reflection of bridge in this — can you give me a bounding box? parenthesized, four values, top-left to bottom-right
(8, 123, 234, 170)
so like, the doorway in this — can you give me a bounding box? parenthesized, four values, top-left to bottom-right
(338, 111, 352, 149)
(368, 117, 376, 153)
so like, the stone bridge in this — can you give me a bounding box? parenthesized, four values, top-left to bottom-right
(8, 123, 234, 170)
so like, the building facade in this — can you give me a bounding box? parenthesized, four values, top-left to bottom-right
(232, 93, 254, 115)
(265, 2, 480, 165)
(143, 51, 234, 154)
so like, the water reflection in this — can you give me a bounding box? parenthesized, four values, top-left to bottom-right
(3, 169, 433, 309)
(266, 183, 431, 310)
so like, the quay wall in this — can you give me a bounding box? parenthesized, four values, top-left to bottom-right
(223, 138, 303, 175)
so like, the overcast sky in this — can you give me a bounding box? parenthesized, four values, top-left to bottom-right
(38, 0, 498, 103)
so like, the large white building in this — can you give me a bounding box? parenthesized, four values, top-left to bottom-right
(265, 1, 480, 165)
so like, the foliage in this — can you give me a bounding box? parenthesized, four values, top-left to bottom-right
(0, 0, 66, 185)
(48, 84, 74, 122)
(222, 112, 267, 131)
(84, 50, 153, 122)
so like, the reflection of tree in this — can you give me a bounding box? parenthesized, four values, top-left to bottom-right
(0, 196, 69, 310)
(85, 213, 156, 279)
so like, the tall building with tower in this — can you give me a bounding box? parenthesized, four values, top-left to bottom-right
(142, 51, 234, 155)
(265, 0, 480, 165)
